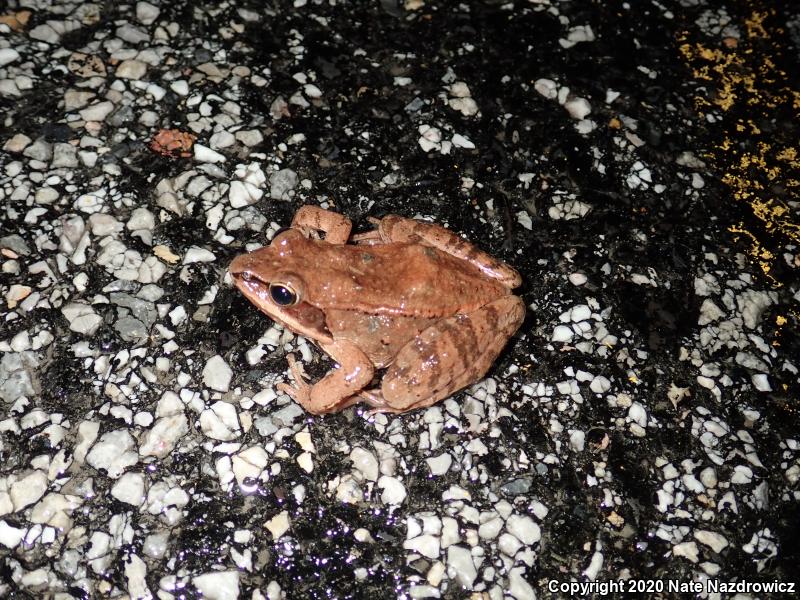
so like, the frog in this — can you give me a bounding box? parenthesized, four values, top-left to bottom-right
(228, 205, 525, 414)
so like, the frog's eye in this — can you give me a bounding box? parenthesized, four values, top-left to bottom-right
(269, 283, 299, 306)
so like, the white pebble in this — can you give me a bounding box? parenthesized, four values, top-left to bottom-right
(751, 373, 771, 392)
(505, 514, 540, 545)
(200, 401, 240, 440)
(136, 1, 161, 25)
(534, 78, 558, 100)
(426, 453, 452, 476)
(61, 303, 102, 335)
(447, 545, 477, 588)
(79, 101, 115, 122)
(377, 476, 407, 505)
(170, 80, 190, 96)
(203, 355, 233, 392)
(404, 533, 440, 559)
(564, 97, 592, 119)
(265, 511, 290, 539)
(232, 446, 269, 486)
(86, 430, 139, 478)
(693, 529, 728, 554)
(350, 447, 379, 482)
(183, 246, 217, 264)
(551, 325, 573, 343)
(0, 521, 26, 549)
(192, 571, 240, 600)
(451, 133, 475, 149)
(10, 470, 48, 511)
(116, 59, 147, 80)
(0, 49, 21, 67)
(628, 402, 647, 427)
(569, 273, 587, 286)
(194, 144, 226, 163)
(111, 472, 146, 506)
(590, 376, 610, 394)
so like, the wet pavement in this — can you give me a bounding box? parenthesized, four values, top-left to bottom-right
(1, 0, 799, 598)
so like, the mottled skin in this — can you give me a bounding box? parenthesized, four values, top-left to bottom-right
(229, 206, 525, 414)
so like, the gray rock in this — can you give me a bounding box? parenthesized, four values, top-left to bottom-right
(0, 234, 31, 256)
(0, 352, 40, 403)
(270, 403, 304, 426)
(501, 478, 532, 495)
(269, 168, 298, 200)
(114, 316, 147, 342)
(51, 143, 79, 168)
(110, 293, 157, 327)
(22, 138, 53, 162)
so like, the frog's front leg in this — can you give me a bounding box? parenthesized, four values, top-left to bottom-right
(291, 205, 352, 245)
(368, 295, 525, 413)
(356, 215, 521, 287)
(278, 339, 374, 414)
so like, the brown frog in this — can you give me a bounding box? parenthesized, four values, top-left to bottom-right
(229, 206, 525, 414)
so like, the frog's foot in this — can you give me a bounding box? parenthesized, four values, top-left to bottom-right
(277, 353, 313, 406)
(358, 389, 407, 415)
(291, 205, 352, 245)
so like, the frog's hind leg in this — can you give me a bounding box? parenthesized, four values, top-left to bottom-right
(375, 295, 525, 413)
(359, 215, 521, 287)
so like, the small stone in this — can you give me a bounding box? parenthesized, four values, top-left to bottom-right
(751, 373, 771, 392)
(86, 430, 138, 478)
(111, 472, 146, 506)
(0, 48, 20, 67)
(447, 545, 477, 588)
(505, 514, 541, 545)
(203, 355, 233, 392)
(232, 446, 269, 485)
(210, 131, 236, 150)
(10, 470, 48, 511)
(269, 168, 298, 200)
(534, 78, 558, 100)
(127, 207, 156, 231)
(170, 80, 190, 96)
(136, 1, 160, 25)
(404, 534, 440, 559)
(551, 325, 573, 343)
(265, 511, 290, 539)
(569, 273, 587, 286)
(139, 414, 189, 457)
(22, 138, 52, 162)
(426, 453, 452, 476)
(194, 144, 226, 163)
(79, 101, 115, 122)
(61, 303, 103, 335)
(235, 130, 263, 147)
(451, 133, 475, 149)
(3, 133, 31, 153)
(564, 97, 591, 119)
(192, 571, 240, 600)
(0, 521, 26, 549)
(377, 476, 407, 505)
(694, 530, 728, 554)
(350, 447, 379, 482)
(125, 554, 151, 600)
(200, 401, 240, 441)
(672, 541, 699, 563)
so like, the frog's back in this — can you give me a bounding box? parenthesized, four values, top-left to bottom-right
(306, 241, 512, 318)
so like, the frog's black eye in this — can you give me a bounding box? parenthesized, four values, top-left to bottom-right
(269, 283, 298, 306)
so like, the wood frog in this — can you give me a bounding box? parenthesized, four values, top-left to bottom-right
(229, 206, 525, 414)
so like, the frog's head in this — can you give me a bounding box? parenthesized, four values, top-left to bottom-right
(229, 229, 331, 342)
